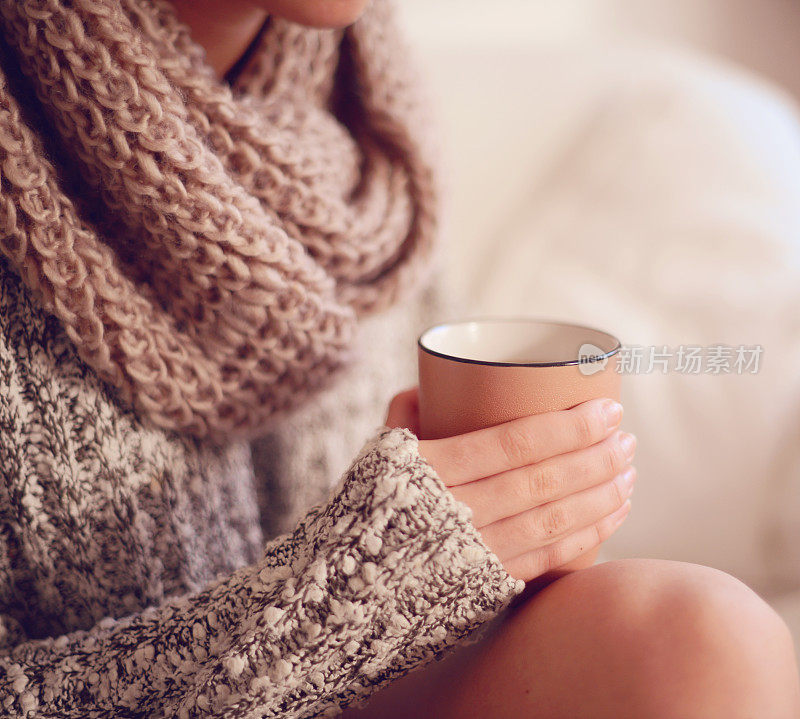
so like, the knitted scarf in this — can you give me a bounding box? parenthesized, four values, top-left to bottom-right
(0, 0, 436, 442)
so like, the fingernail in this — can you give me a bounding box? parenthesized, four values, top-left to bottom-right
(602, 400, 623, 428)
(618, 466, 636, 497)
(619, 432, 637, 460)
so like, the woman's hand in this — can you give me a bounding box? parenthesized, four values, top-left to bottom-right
(385, 388, 635, 582)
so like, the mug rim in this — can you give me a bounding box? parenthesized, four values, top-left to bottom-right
(418, 317, 623, 368)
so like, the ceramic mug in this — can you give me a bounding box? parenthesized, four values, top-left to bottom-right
(417, 318, 622, 574)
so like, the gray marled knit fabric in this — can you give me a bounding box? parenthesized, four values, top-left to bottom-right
(0, 258, 522, 717)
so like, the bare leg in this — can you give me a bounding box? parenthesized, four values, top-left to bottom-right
(343, 559, 800, 719)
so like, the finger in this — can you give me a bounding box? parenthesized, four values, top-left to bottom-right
(504, 500, 632, 582)
(481, 465, 636, 561)
(385, 387, 420, 434)
(453, 430, 637, 527)
(418, 397, 623, 487)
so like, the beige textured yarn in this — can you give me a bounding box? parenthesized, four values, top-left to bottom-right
(0, 0, 436, 442)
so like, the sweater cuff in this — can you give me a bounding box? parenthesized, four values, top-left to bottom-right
(327, 426, 524, 697)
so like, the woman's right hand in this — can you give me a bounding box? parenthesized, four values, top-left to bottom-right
(386, 391, 636, 582)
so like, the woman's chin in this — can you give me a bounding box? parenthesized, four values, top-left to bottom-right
(254, 0, 372, 28)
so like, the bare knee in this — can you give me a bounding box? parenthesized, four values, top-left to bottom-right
(347, 560, 800, 719)
(548, 559, 800, 717)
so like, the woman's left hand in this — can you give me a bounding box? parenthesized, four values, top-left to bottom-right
(385, 386, 635, 582)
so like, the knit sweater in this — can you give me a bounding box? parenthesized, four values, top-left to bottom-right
(0, 255, 523, 717)
(0, 1, 525, 716)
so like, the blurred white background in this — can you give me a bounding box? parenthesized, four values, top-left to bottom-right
(396, 1, 800, 646)
(400, 0, 800, 100)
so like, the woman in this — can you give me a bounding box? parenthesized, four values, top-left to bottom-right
(0, 0, 797, 717)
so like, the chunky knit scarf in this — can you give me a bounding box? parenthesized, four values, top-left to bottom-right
(0, 0, 436, 442)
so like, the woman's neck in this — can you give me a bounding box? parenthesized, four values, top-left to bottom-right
(170, 0, 268, 79)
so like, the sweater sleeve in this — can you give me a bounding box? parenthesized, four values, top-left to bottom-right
(0, 426, 524, 718)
